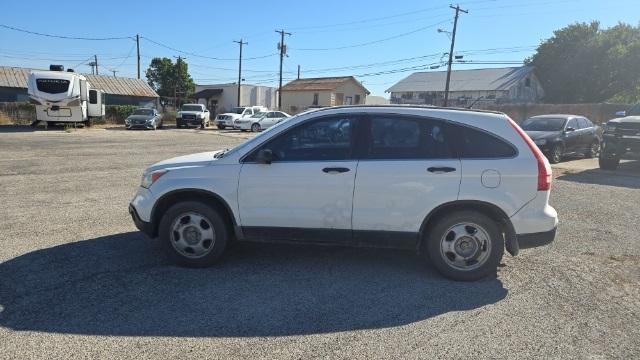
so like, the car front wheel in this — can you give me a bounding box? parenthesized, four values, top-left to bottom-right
(425, 210, 504, 281)
(158, 201, 229, 267)
(251, 123, 261, 132)
(585, 141, 600, 158)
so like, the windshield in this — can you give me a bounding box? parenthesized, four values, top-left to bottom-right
(521, 117, 566, 131)
(629, 104, 640, 116)
(251, 112, 266, 118)
(132, 109, 153, 116)
(229, 107, 246, 114)
(181, 105, 202, 112)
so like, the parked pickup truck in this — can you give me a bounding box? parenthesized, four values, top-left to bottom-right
(215, 106, 268, 130)
(176, 104, 210, 129)
(599, 104, 640, 170)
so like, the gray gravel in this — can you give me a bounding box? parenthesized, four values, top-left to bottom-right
(0, 125, 639, 359)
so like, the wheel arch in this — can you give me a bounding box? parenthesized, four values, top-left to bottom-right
(150, 188, 240, 240)
(418, 200, 518, 256)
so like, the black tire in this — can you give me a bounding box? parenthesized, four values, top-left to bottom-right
(158, 121, 164, 129)
(585, 141, 600, 158)
(425, 210, 504, 281)
(251, 123, 261, 132)
(599, 154, 620, 170)
(548, 144, 563, 164)
(218, 125, 226, 130)
(158, 201, 229, 267)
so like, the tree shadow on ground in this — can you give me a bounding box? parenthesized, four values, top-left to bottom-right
(557, 159, 640, 189)
(0, 232, 507, 337)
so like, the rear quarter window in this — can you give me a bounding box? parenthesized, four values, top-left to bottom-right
(453, 124, 517, 158)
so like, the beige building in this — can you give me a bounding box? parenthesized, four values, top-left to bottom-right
(280, 76, 369, 114)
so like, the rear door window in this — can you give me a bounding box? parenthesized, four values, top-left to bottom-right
(365, 116, 454, 159)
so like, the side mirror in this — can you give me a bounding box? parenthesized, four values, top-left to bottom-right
(565, 127, 575, 132)
(615, 110, 626, 117)
(256, 149, 273, 164)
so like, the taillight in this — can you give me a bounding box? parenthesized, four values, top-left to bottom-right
(507, 116, 552, 191)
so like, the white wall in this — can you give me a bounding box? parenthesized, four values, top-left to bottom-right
(195, 83, 277, 114)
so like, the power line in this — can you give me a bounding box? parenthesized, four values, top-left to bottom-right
(0, 24, 132, 41)
(141, 36, 278, 61)
(290, 19, 449, 51)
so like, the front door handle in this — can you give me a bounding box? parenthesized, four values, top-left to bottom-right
(427, 166, 456, 173)
(322, 167, 350, 174)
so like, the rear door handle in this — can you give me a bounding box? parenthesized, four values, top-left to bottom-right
(322, 167, 350, 174)
(427, 166, 456, 173)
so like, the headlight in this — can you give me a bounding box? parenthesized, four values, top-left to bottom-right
(605, 123, 617, 132)
(534, 139, 547, 145)
(176, 112, 182, 119)
(146, 118, 154, 123)
(141, 169, 168, 189)
(125, 118, 131, 124)
(199, 113, 205, 119)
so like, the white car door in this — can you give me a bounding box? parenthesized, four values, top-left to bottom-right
(238, 115, 360, 243)
(351, 114, 461, 247)
(262, 112, 278, 128)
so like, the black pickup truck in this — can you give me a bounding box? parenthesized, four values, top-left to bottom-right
(599, 104, 640, 170)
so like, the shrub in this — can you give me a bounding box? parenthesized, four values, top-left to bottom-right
(105, 105, 138, 124)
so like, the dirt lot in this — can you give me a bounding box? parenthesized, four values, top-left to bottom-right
(0, 125, 639, 359)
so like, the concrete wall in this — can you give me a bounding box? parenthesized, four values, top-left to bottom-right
(474, 102, 633, 124)
(334, 81, 367, 105)
(281, 90, 332, 114)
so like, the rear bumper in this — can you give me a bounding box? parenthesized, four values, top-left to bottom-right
(129, 204, 154, 237)
(517, 227, 556, 249)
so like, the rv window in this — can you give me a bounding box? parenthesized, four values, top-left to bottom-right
(89, 90, 98, 104)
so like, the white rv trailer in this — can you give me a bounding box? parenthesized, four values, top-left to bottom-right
(27, 65, 105, 126)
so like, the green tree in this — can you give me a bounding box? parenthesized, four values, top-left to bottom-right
(145, 57, 196, 98)
(527, 21, 640, 103)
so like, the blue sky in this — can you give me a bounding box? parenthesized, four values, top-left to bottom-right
(0, 0, 637, 96)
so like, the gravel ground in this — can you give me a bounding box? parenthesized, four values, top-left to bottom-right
(0, 125, 638, 359)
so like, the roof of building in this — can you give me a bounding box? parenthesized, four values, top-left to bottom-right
(281, 76, 370, 94)
(0, 66, 159, 98)
(386, 66, 535, 93)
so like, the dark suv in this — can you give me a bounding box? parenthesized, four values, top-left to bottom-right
(600, 104, 640, 170)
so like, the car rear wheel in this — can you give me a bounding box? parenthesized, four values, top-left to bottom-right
(158, 201, 229, 267)
(218, 125, 226, 130)
(425, 210, 504, 281)
(549, 144, 563, 164)
(585, 141, 600, 158)
(251, 123, 261, 132)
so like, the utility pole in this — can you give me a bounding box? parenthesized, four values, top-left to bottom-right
(233, 39, 248, 107)
(136, 34, 141, 79)
(443, 4, 467, 107)
(275, 29, 291, 110)
(297, 65, 300, 80)
(111, 69, 118, 77)
(94, 54, 99, 75)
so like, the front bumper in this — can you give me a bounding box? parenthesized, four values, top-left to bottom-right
(602, 134, 640, 154)
(129, 204, 154, 237)
(517, 227, 557, 249)
(178, 118, 204, 126)
(127, 123, 154, 129)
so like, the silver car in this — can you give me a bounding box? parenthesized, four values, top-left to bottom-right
(125, 108, 163, 130)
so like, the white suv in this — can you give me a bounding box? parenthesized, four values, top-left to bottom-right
(129, 106, 557, 281)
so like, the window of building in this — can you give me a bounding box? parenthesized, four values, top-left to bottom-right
(525, 77, 531, 87)
(312, 93, 319, 105)
(354, 94, 361, 104)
